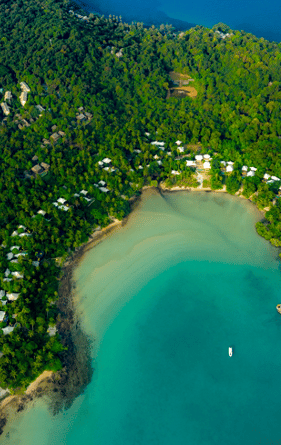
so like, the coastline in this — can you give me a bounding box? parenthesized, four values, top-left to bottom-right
(0, 185, 267, 436)
(0, 192, 142, 437)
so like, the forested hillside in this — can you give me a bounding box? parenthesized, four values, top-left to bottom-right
(1, 0, 281, 390)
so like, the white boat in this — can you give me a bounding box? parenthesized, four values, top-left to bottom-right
(229, 347, 233, 357)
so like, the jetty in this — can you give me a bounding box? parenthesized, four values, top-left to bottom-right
(276, 304, 281, 314)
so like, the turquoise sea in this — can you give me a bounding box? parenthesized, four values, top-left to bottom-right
(3, 190, 281, 445)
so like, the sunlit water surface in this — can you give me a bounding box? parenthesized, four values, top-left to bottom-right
(3, 190, 281, 445)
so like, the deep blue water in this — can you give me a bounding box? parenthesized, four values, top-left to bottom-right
(84, 0, 281, 41)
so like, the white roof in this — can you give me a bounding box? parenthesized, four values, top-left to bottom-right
(203, 154, 211, 159)
(11, 231, 18, 237)
(11, 271, 24, 278)
(102, 158, 111, 163)
(10, 259, 18, 263)
(32, 261, 40, 267)
(171, 170, 180, 175)
(47, 326, 57, 336)
(203, 161, 211, 169)
(157, 160, 162, 165)
(145, 132, 150, 136)
(138, 166, 143, 169)
(186, 160, 196, 166)
(10, 246, 20, 251)
(103, 167, 110, 171)
(0, 290, 5, 298)
(242, 166, 248, 171)
(177, 147, 185, 153)
(98, 161, 103, 166)
(53, 202, 59, 207)
(151, 141, 165, 146)
(250, 167, 257, 171)
(20, 81, 30, 92)
(153, 155, 159, 159)
(227, 161, 234, 165)
(247, 171, 255, 177)
(175, 140, 182, 145)
(195, 155, 203, 161)
(3, 278, 12, 282)
(220, 161, 226, 166)
(0, 311, 6, 322)
(74, 193, 80, 197)
(99, 187, 109, 192)
(263, 173, 270, 179)
(4, 269, 11, 277)
(7, 253, 13, 260)
(226, 165, 233, 172)
(6, 292, 20, 301)
(271, 176, 280, 181)
(99, 180, 106, 186)
(57, 198, 67, 204)
(80, 190, 88, 195)
(37, 210, 46, 216)
(2, 326, 14, 335)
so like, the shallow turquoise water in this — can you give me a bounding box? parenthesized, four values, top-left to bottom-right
(3, 190, 281, 445)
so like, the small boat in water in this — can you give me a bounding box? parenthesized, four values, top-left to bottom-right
(229, 347, 233, 357)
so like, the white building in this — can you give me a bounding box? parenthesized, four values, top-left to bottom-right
(203, 154, 211, 160)
(195, 155, 203, 161)
(2, 326, 14, 335)
(102, 158, 111, 163)
(20, 91, 28, 106)
(226, 165, 234, 172)
(242, 166, 248, 171)
(175, 140, 182, 145)
(171, 170, 180, 175)
(271, 176, 280, 181)
(4, 91, 12, 101)
(247, 171, 255, 177)
(263, 173, 271, 180)
(1, 102, 10, 115)
(57, 198, 67, 204)
(11, 271, 24, 279)
(186, 160, 196, 167)
(203, 161, 211, 169)
(0, 312, 6, 322)
(20, 81, 30, 92)
(177, 147, 185, 153)
(47, 325, 57, 336)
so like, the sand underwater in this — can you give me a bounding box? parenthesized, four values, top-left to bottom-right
(2, 189, 281, 445)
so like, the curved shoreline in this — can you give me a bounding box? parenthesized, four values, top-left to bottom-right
(0, 185, 269, 436)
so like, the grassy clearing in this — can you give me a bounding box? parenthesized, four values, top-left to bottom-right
(168, 72, 198, 98)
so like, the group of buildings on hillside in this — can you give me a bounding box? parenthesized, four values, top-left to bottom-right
(0, 81, 31, 116)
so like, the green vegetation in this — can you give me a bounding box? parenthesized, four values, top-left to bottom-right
(1, 0, 281, 390)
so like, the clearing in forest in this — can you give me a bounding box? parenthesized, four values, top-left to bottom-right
(168, 71, 198, 98)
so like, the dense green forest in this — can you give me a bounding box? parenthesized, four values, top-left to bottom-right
(0, 0, 281, 391)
